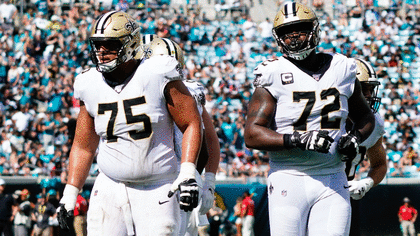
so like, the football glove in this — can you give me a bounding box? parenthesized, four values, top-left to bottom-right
(57, 184, 79, 231)
(347, 177, 374, 200)
(338, 130, 362, 162)
(168, 162, 199, 212)
(199, 172, 216, 215)
(284, 130, 334, 153)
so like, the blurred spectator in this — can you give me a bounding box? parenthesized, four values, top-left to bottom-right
(398, 197, 417, 236)
(389, 161, 404, 177)
(0, 178, 17, 236)
(31, 193, 56, 236)
(230, 195, 243, 236)
(240, 190, 254, 236)
(13, 189, 33, 236)
(208, 199, 224, 236)
(74, 193, 88, 236)
(0, 0, 17, 24)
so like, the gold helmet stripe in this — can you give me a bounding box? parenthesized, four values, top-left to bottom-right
(95, 11, 118, 34)
(162, 38, 177, 60)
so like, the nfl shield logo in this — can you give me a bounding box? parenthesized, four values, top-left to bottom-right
(281, 190, 287, 197)
(313, 74, 321, 81)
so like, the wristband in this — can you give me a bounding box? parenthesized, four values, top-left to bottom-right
(204, 172, 216, 190)
(364, 177, 374, 189)
(61, 184, 79, 211)
(180, 162, 197, 180)
(283, 134, 293, 148)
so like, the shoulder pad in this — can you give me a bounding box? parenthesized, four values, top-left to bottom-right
(81, 67, 92, 74)
(142, 55, 183, 81)
(184, 80, 206, 105)
(253, 58, 281, 88)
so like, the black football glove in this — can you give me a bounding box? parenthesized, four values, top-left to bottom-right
(170, 179, 199, 212)
(338, 130, 362, 162)
(168, 162, 199, 212)
(57, 204, 74, 231)
(284, 130, 334, 153)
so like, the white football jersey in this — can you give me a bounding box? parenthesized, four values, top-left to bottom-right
(346, 112, 385, 179)
(74, 55, 183, 183)
(253, 53, 357, 175)
(174, 80, 206, 162)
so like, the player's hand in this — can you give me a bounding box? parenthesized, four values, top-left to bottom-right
(199, 172, 216, 215)
(57, 204, 74, 231)
(57, 184, 79, 230)
(285, 130, 334, 153)
(347, 177, 374, 200)
(168, 162, 199, 212)
(338, 131, 361, 162)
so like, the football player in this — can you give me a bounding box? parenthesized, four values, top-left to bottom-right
(144, 37, 220, 236)
(57, 11, 202, 235)
(347, 59, 387, 236)
(244, 2, 375, 236)
(346, 58, 387, 198)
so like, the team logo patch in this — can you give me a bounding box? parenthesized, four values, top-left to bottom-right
(253, 74, 262, 87)
(93, 190, 98, 196)
(281, 73, 294, 85)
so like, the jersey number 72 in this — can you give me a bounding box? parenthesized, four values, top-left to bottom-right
(293, 88, 341, 131)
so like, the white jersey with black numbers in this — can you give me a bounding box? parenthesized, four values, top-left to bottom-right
(73, 55, 183, 183)
(174, 80, 205, 162)
(253, 53, 357, 175)
(346, 112, 385, 179)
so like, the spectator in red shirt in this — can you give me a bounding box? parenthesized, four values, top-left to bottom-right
(240, 191, 254, 236)
(73, 194, 88, 236)
(398, 197, 418, 236)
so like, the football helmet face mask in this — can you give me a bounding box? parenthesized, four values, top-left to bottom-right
(90, 11, 141, 73)
(144, 38, 185, 68)
(272, 2, 320, 60)
(355, 58, 381, 113)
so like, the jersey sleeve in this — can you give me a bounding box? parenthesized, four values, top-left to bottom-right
(184, 80, 206, 106)
(361, 113, 385, 149)
(145, 55, 183, 83)
(252, 59, 282, 100)
(335, 55, 357, 99)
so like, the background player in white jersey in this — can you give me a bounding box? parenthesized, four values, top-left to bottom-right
(144, 37, 220, 236)
(346, 58, 387, 198)
(56, 11, 203, 235)
(244, 2, 375, 236)
(347, 59, 387, 236)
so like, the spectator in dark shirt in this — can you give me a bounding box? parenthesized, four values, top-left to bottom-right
(0, 178, 17, 236)
(31, 193, 56, 236)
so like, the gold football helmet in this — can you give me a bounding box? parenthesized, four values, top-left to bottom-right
(355, 58, 381, 112)
(144, 38, 185, 68)
(90, 11, 141, 73)
(272, 2, 320, 60)
(134, 34, 159, 60)
(142, 34, 159, 45)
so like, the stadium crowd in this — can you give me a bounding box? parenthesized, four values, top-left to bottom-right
(0, 0, 419, 190)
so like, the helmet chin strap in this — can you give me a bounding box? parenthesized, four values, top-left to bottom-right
(98, 59, 118, 73)
(288, 47, 315, 60)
